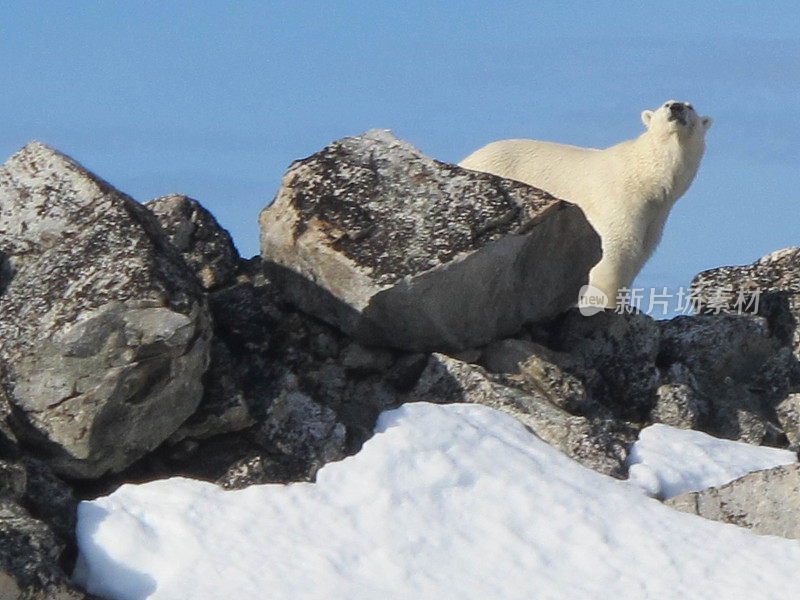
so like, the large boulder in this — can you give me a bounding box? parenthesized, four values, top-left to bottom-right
(666, 463, 800, 539)
(0, 142, 211, 479)
(259, 130, 600, 352)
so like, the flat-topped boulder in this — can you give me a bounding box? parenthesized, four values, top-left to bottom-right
(259, 130, 600, 352)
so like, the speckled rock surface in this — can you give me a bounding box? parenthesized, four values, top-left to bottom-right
(691, 247, 800, 358)
(665, 463, 800, 539)
(0, 500, 96, 600)
(541, 309, 662, 423)
(0, 142, 211, 478)
(259, 129, 600, 352)
(657, 314, 790, 445)
(0, 456, 93, 599)
(146, 194, 239, 290)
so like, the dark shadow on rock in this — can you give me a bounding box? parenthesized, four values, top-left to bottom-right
(0, 250, 12, 297)
(261, 259, 365, 346)
(753, 291, 798, 352)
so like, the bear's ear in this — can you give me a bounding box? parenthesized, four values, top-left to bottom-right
(641, 110, 654, 128)
(701, 116, 713, 131)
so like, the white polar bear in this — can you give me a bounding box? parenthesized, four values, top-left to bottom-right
(459, 101, 712, 307)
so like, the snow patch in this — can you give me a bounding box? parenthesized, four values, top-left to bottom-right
(75, 403, 800, 600)
(626, 423, 797, 499)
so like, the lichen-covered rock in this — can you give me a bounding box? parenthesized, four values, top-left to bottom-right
(665, 463, 800, 539)
(691, 247, 800, 358)
(146, 194, 239, 290)
(527, 307, 796, 448)
(541, 309, 662, 423)
(85, 259, 426, 493)
(0, 456, 92, 599)
(256, 379, 347, 467)
(0, 142, 211, 478)
(776, 393, 800, 451)
(0, 500, 95, 600)
(657, 314, 788, 445)
(410, 353, 636, 478)
(0, 457, 76, 545)
(479, 338, 545, 375)
(260, 129, 601, 352)
(651, 381, 705, 430)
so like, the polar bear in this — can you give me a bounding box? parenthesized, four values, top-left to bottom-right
(459, 101, 712, 307)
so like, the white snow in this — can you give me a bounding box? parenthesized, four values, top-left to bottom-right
(75, 403, 800, 600)
(626, 422, 797, 499)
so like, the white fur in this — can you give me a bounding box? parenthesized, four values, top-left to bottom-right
(459, 101, 712, 305)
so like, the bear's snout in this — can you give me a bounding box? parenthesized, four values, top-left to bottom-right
(667, 102, 689, 125)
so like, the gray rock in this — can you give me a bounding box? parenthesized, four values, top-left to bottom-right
(651, 382, 704, 430)
(0, 457, 76, 545)
(479, 338, 544, 374)
(665, 463, 800, 539)
(691, 247, 800, 358)
(0, 500, 93, 600)
(543, 309, 662, 423)
(340, 342, 394, 374)
(516, 351, 602, 418)
(0, 142, 211, 478)
(260, 129, 601, 352)
(146, 194, 239, 290)
(533, 308, 794, 447)
(410, 353, 636, 478)
(257, 380, 347, 467)
(170, 264, 275, 442)
(0, 457, 85, 599)
(93, 259, 418, 491)
(776, 393, 800, 451)
(657, 314, 788, 445)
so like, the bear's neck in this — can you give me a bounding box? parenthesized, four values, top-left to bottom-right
(630, 131, 705, 206)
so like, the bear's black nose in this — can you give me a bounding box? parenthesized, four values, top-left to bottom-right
(669, 103, 684, 113)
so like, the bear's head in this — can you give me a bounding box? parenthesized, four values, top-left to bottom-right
(640, 101, 712, 142)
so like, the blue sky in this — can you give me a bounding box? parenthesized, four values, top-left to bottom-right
(2, 2, 799, 298)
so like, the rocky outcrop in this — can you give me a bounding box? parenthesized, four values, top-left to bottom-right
(690, 248, 800, 446)
(691, 247, 800, 358)
(0, 457, 91, 599)
(0, 142, 211, 478)
(0, 502, 93, 600)
(259, 129, 601, 352)
(4, 131, 800, 591)
(666, 464, 800, 539)
(657, 314, 791, 445)
(146, 194, 239, 290)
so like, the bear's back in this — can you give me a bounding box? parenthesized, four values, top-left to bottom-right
(458, 139, 601, 205)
